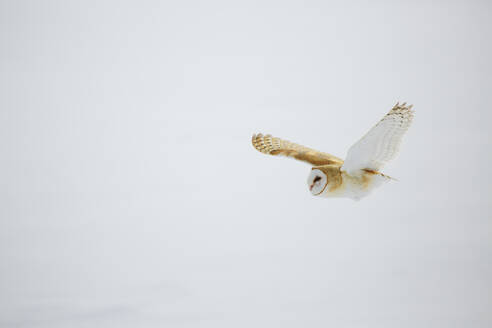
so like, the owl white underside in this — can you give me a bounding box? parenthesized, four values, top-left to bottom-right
(319, 171, 391, 201)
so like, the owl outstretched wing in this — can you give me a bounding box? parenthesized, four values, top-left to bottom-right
(252, 133, 343, 166)
(341, 102, 414, 174)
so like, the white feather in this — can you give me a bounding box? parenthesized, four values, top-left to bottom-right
(341, 103, 414, 174)
(318, 171, 392, 201)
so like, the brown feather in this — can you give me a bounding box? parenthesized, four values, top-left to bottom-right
(252, 133, 343, 166)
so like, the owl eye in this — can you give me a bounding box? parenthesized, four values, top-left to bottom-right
(313, 176, 321, 183)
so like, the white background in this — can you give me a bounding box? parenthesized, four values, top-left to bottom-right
(1, 0, 491, 327)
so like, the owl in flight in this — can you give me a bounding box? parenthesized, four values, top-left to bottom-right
(252, 102, 414, 200)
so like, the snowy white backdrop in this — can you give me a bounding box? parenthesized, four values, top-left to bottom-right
(1, 1, 491, 327)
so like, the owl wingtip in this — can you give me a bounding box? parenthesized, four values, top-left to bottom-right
(393, 101, 414, 111)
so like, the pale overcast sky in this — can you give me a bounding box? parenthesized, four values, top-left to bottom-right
(1, 0, 491, 327)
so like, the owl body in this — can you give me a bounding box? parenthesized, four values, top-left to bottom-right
(308, 165, 391, 201)
(252, 102, 414, 201)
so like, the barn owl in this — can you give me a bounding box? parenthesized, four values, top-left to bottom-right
(252, 102, 414, 200)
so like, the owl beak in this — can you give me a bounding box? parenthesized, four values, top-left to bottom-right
(309, 183, 314, 191)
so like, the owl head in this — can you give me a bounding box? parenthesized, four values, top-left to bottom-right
(307, 168, 328, 195)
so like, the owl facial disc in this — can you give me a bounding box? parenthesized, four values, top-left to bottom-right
(307, 169, 327, 196)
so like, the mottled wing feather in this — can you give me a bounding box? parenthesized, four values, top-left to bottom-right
(252, 133, 343, 166)
(341, 102, 414, 174)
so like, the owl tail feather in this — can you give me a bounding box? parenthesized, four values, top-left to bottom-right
(362, 169, 397, 181)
